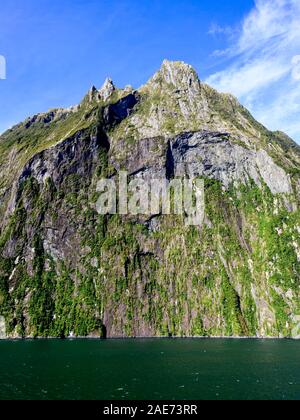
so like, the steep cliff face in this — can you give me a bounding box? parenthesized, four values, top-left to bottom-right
(0, 60, 299, 339)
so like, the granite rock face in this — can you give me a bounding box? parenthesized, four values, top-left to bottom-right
(170, 132, 292, 194)
(0, 60, 299, 339)
(110, 129, 293, 194)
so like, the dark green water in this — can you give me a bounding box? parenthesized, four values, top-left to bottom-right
(0, 339, 299, 400)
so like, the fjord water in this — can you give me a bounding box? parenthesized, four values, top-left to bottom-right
(0, 339, 299, 400)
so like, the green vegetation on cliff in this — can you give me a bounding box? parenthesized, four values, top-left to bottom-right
(0, 60, 299, 339)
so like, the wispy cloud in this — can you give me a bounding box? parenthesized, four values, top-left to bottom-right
(208, 23, 234, 37)
(0, 55, 6, 79)
(206, 0, 300, 142)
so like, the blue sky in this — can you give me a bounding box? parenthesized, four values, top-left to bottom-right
(0, 0, 299, 142)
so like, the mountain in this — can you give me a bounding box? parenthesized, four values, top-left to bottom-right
(0, 60, 299, 339)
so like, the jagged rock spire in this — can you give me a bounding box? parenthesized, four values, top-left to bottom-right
(84, 79, 116, 103)
(99, 77, 115, 101)
(88, 85, 98, 102)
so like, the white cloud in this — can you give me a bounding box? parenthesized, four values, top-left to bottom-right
(206, 0, 300, 143)
(291, 55, 300, 80)
(0, 55, 6, 80)
(207, 58, 288, 97)
(208, 23, 233, 36)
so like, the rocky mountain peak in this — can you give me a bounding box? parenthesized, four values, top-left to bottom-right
(99, 77, 116, 101)
(144, 59, 201, 94)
